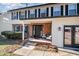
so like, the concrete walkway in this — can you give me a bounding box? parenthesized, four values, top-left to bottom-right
(13, 39, 79, 56)
(14, 47, 78, 56)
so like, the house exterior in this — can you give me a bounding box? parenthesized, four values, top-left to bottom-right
(0, 3, 79, 48)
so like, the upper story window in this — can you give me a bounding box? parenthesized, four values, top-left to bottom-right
(68, 4, 77, 15)
(53, 6, 61, 16)
(19, 11, 25, 20)
(11, 12, 18, 20)
(29, 10, 35, 18)
(40, 8, 47, 17)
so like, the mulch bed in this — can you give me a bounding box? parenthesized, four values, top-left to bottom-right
(34, 42, 58, 52)
(0, 39, 22, 55)
(0, 44, 21, 53)
(4, 45, 21, 53)
(0, 44, 21, 56)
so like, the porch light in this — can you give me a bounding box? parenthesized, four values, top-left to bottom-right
(58, 27, 61, 31)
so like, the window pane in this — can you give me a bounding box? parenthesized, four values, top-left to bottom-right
(12, 12, 17, 19)
(25, 26, 28, 33)
(68, 9, 76, 15)
(53, 11, 61, 16)
(68, 4, 77, 15)
(40, 9, 46, 17)
(19, 11, 25, 19)
(68, 4, 76, 10)
(40, 9, 46, 13)
(40, 13, 46, 17)
(75, 27, 79, 45)
(53, 6, 61, 11)
(30, 14, 35, 18)
(64, 27, 72, 46)
(30, 10, 35, 18)
(15, 25, 20, 32)
(53, 6, 61, 16)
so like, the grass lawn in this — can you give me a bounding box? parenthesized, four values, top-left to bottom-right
(0, 36, 22, 56)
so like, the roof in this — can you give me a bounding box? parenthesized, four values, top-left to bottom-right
(8, 3, 56, 12)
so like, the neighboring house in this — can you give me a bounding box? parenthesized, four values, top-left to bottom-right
(0, 3, 79, 48)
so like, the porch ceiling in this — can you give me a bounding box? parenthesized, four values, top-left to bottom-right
(24, 19, 52, 24)
(11, 19, 52, 24)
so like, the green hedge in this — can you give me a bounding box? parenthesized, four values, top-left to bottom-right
(1, 31, 22, 39)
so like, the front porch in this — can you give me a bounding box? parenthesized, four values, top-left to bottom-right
(12, 21, 52, 42)
(28, 22, 52, 41)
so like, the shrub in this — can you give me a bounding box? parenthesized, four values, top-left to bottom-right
(1, 31, 22, 39)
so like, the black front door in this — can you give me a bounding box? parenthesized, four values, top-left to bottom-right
(33, 25, 43, 38)
(64, 25, 79, 48)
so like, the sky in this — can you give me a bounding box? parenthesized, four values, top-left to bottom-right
(0, 3, 42, 12)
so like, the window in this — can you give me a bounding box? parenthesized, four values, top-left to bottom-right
(29, 10, 35, 18)
(14, 25, 20, 32)
(68, 4, 77, 15)
(53, 6, 61, 16)
(19, 11, 25, 20)
(14, 25, 29, 33)
(11, 12, 13, 19)
(25, 26, 28, 33)
(12, 12, 18, 20)
(40, 8, 47, 17)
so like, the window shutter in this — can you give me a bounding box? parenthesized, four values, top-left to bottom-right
(46, 8, 49, 17)
(77, 3, 79, 15)
(61, 5, 63, 16)
(25, 10, 27, 19)
(65, 5, 68, 16)
(38, 9, 40, 18)
(35, 9, 37, 18)
(16, 12, 18, 19)
(51, 7, 53, 17)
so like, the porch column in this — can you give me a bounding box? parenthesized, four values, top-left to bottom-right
(22, 23, 25, 41)
(28, 24, 32, 37)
